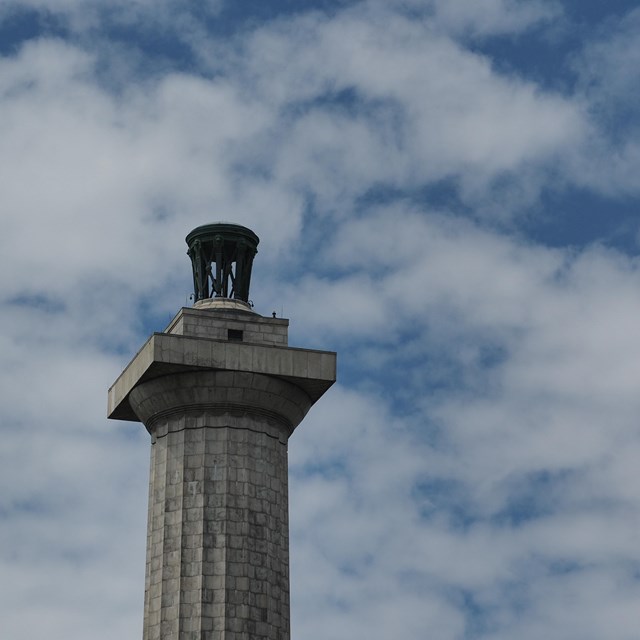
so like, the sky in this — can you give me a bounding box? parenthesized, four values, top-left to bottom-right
(1, 0, 640, 638)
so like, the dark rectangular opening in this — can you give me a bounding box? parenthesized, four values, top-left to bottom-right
(228, 329, 244, 342)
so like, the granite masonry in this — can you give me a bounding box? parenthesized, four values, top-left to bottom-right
(108, 224, 336, 640)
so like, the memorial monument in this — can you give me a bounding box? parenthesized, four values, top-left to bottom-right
(108, 223, 337, 640)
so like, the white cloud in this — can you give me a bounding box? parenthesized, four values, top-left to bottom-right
(279, 206, 640, 637)
(366, 0, 561, 39)
(575, 8, 640, 117)
(427, 0, 561, 38)
(560, 7, 640, 197)
(0, 0, 224, 30)
(225, 7, 585, 213)
(1, 2, 639, 639)
(0, 38, 306, 314)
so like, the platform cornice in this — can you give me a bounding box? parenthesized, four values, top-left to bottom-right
(107, 332, 337, 422)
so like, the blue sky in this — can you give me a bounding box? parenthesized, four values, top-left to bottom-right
(1, 1, 640, 638)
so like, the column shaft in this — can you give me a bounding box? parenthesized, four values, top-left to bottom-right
(129, 371, 312, 640)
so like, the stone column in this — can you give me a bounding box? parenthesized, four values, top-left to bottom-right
(128, 371, 311, 640)
(108, 303, 336, 640)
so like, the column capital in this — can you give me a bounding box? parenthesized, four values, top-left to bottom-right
(128, 370, 313, 439)
(108, 325, 336, 423)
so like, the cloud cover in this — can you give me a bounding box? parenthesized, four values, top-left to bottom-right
(1, 0, 640, 638)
